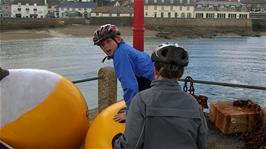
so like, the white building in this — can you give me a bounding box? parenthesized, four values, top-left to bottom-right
(144, 0, 197, 18)
(11, 0, 48, 18)
(1, 0, 14, 17)
(90, 5, 133, 17)
(55, 1, 96, 18)
(195, 1, 249, 19)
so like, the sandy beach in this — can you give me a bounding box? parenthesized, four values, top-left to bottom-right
(0, 24, 158, 40)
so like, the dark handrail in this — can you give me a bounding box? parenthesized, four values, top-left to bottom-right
(72, 76, 266, 91)
(179, 78, 266, 91)
(72, 77, 101, 84)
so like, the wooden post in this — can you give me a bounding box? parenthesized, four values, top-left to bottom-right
(98, 67, 117, 113)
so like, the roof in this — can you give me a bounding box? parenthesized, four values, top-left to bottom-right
(241, 0, 266, 4)
(196, 1, 243, 7)
(12, 0, 45, 5)
(91, 6, 132, 14)
(56, 1, 96, 9)
(145, 0, 197, 5)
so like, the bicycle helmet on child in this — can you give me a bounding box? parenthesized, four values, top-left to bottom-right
(151, 43, 189, 67)
(93, 24, 121, 45)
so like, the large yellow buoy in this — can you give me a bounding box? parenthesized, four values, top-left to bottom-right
(85, 101, 126, 149)
(0, 69, 89, 148)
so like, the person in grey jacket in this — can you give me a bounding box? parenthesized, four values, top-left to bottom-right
(112, 43, 208, 149)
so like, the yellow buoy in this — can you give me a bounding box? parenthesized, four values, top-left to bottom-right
(0, 69, 89, 148)
(85, 101, 125, 149)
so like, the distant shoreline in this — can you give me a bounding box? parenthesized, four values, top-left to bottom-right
(0, 24, 158, 40)
(1, 24, 265, 41)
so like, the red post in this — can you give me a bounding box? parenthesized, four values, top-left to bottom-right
(133, 0, 144, 51)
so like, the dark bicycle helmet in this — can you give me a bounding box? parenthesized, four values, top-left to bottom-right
(151, 43, 189, 67)
(93, 24, 120, 45)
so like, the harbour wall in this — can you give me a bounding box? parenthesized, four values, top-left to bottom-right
(1, 17, 264, 33)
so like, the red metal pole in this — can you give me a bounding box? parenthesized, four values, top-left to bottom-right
(133, 0, 144, 51)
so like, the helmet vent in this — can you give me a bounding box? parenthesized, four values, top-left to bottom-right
(161, 49, 168, 57)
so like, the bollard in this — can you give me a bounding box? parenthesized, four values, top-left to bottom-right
(98, 67, 117, 113)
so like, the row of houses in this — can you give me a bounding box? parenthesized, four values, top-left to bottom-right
(0, 0, 265, 19)
(92, 0, 250, 19)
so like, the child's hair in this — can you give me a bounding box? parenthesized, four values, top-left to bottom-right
(154, 62, 184, 79)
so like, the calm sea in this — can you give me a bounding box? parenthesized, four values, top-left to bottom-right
(1, 36, 266, 108)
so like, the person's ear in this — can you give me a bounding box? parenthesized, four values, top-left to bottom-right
(115, 36, 122, 43)
(154, 67, 159, 80)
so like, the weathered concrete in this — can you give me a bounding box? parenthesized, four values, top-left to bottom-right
(98, 67, 117, 113)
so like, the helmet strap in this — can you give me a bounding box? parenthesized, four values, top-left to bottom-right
(111, 37, 120, 47)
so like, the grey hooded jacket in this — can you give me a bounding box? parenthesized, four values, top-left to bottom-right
(113, 79, 208, 149)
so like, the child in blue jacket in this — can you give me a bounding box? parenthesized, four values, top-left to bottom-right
(93, 24, 154, 122)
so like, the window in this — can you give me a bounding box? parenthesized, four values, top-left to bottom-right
(196, 13, 203, 18)
(208, 5, 214, 10)
(26, 8, 29, 11)
(180, 6, 182, 11)
(206, 13, 214, 18)
(161, 12, 164, 18)
(187, 13, 191, 18)
(33, 8, 37, 11)
(17, 8, 21, 11)
(219, 5, 224, 10)
(181, 12, 185, 18)
(239, 14, 247, 19)
(170, 0, 173, 4)
(217, 13, 225, 18)
(228, 13, 236, 19)
(175, 12, 178, 18)
(154, 5, 157, 10)
(161, 6, 164, 10)
(154, 12, 157, 18)
(170, 6, 173, 11)
(168, 12, 171, 18)
(187, 6, 189, 11)
(16, 13, 21, 18)
(145, 12, 148, 16)
(230, 5, 236, 10)
(145, 5, 148, 10)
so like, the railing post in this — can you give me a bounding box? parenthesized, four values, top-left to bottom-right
(98, 67, 117, 113)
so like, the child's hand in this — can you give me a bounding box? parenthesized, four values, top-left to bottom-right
(113, 110, 126, 123)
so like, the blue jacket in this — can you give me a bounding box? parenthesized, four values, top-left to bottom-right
(112, 41, 154, 109)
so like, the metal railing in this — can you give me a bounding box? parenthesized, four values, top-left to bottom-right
(72, 76, 266, 91)
(72, 77, 101, 84)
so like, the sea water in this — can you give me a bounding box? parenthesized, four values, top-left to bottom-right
(1, 36, 265, 108)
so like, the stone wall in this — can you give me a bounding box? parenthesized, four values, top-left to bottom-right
(144, 18, 252, 28)
(252, 19, 266, 31)
(0, 17, 256, 33)
(89, 17, 133, 26)
(0, 18, 86, 30)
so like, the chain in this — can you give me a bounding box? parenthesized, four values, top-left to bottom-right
(183, 76, 195, 95)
